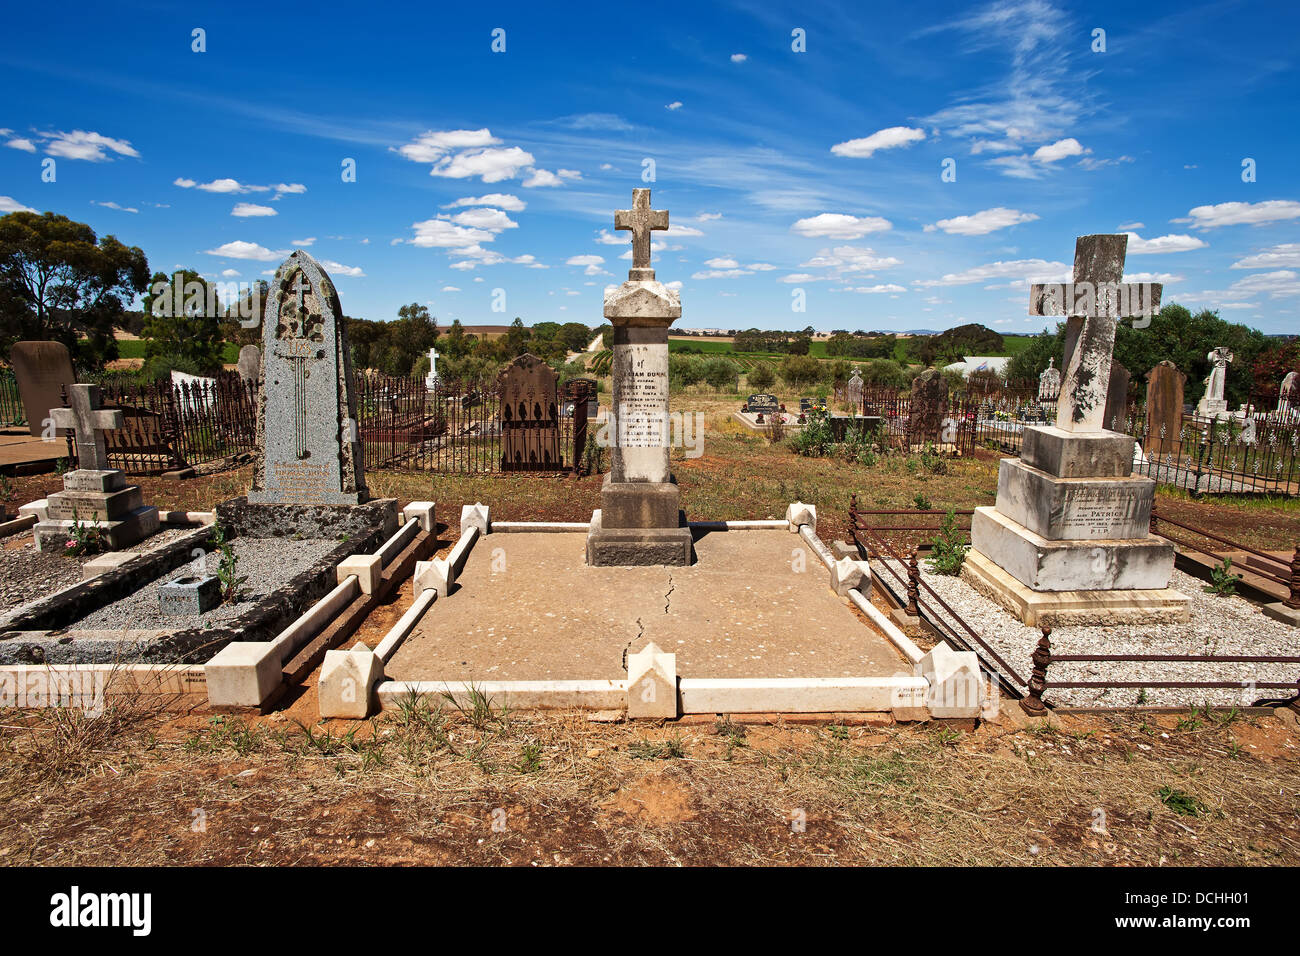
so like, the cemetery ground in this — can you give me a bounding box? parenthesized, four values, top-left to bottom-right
(1, 406, 1298, 865)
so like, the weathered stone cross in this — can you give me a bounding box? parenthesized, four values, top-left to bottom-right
(615, 188, 669, 280)
(1029, 234, 1162, 433)
(52, 384, 124, 472)
(292, 269, 312, 317)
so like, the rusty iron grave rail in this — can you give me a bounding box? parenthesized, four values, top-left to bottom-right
(1151, 506, 1300, 605)
(1019, 627, 1300, 715)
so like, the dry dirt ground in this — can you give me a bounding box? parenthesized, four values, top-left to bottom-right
(1, 699, 1296, 866)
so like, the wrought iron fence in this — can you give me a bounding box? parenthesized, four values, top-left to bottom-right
(0, 370, 25, 426)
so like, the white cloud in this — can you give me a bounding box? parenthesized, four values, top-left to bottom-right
(433, 146, 536, 183)
(666, 224, 704, 237)
(914, 258, 1070, 287)
(1125, 232, 1207, 254)
(799, 245, 902, 273)
(1231, 243, 1300, 269)
(41, 129, 139, 162)
(1179, 199, 1300, 229)
(173, 177, 196, 188)
(594, 229, 625, 245)
(703, 257, 739, 269)
(0, 196, 37, 213)
(396, 129, 500, 163)
(1117, 221, 1145, 231)
(522, 168, 563, 187)
(791, 213, 892, 239)
(444, 193, 526, 212)
(232, 202, 277, 217)
(273, 183, 306, 196)
(1122, 272, 1182, 284)
(842, 284, 907, 294)
(730, 53, 748, 63)
(780, 273, 827, 284)
(831, 126, 926, 159)
(926, 207, 1038, 236)
(291, 237, 316, 247)
(220, 269, 240, 278)
(408, 218, 494, 248)
(5, 138, 35, 153)
(748, 262, 776, 271)
(441, 285, 460, 292)
(202, 241, 288, 262)
(557, 169, 581, 180)
(696, 212, 722, 221)
(692, 269, 751, 279)
(91, 200, 138, 213)
(320, 259, 365, 278)
(447, 207, 518, 232)
(1032, 138, 1086, 163)
(566, 254, 607, 276)
(666, 101, 683, 111)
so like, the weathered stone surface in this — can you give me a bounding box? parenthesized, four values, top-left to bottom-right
(626, 641, 677, 719)
(45, 485, 143, 521)
(498, 353, 560, 470)
(613, 188, 671, 284)
(606, 323, 672, 483)
(1020, 425, 1134, 478)
(81, 551, 137, 579)
(10, 341, 76, 438)
(206, 641, 283, 708)
(402, 500, 436, 533)
(599, 475, 681, 529)
(158, 574, 222, 616)
(585, 512, 693, 567)
(337, 553, 382, 595)
(60, 469, 127, 493)
(1197, 346, 1234, 419)
(785, 501, 817, 533)
(460, 502, 490, 535)
(413, 556, 454, 594)
(1144, 361, 1186, 455)
(915, 644, 984, 718)
(52, 384, 123, 472)
(319, 642, 384, 719)
(248, 251, 367, 505)
(34, 506, 160, 553)
(971, 506, 1175, 591)
(994, 459, 1154, 541)
(908, 368, 948, 444)
(1104, 359, 1131, 432)
(214, 496, 397, 541)
(237, 344, 261, 384)
(830, 556, 870, 597)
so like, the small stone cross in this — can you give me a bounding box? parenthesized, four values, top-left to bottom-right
(292, 270, 312, 314)
(1029, 234, 1162, 433)
(52, 384, 124, 472)
(615, 188, 669, 280)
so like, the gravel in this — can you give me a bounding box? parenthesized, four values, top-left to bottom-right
(69, 537, 340, 632)
(0, 526, 197, 614)
(879, 559, 1300, 708)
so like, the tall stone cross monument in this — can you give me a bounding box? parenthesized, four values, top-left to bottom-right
(586, 188, 693, 566)
(248, 250, 367, 505)
(963, 234, 1190, 626)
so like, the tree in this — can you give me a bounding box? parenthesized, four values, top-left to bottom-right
(559, 322, 594, 353)
(140, 269, 224, 377)
(703, 356, 738, 391)
(779, 354, 822, 388)
(505, 317, 529, 357)
(0, 211, 149, 368)
(746, 363, 776, 391)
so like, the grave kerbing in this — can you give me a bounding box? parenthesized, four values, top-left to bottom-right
(586, 189, 693, 566)
(248, 251, 367, 505)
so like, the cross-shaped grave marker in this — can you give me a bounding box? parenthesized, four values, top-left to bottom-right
(1029, 234, 1161, 433)
(52, 384, 124, 472)
(615, 188, 669, 281)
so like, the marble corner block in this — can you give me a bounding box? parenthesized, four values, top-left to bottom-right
(319, 642, 384, 719)
(337, 553, 383, 595)
(915, 644, 984, 719)
(206, 641, 283, 708)
(626, 642, 678, 719)
(402, 500, 436, 533)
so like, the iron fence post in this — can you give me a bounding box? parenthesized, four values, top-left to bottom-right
(906, 549, 920, 616)
(1288, 546, 1300, 610)
(1020, 627, 1052, 716)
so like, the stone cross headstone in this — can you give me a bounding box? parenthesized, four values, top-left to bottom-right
(1037, 357, 1061, 402)
(52, 383, 123, 471)
(425, 346, 440, 389)
(237, 344, 261, 385)
(10, 340, 76, 438)
(1029, 235, 1161, 433)
(1280, 371, 1299, 421)
(908, 368, 948, 445)
(1197, 347, 1233, 419)
(586, 189, 691, 566)
(1144, 361, 1186, 455)
(248, 251, 367, 505)
(965, 234, 1185, 626)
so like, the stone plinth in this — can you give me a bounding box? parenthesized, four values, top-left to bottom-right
(993, 459, 1156, 542)
(1020, 425, 1133, 479)
(34, 468, 159, 553)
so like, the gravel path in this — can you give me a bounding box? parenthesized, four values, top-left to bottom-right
(880, 558, 1300, 708)
(70, 537, 340, 632)
(0, 526, 196, 614)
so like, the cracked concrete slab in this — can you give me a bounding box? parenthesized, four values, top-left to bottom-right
(385, 530, 908, 682)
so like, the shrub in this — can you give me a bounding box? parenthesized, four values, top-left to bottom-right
(926, 508, 969, 575)
(746, 363, 776, 391)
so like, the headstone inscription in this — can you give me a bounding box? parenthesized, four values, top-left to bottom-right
(747, 393, 778, 414)
(32, 384, 160, 551)
(10, 341, 76, 438)
(1144, 361, 1186, 455)
(586, 189, 692, 566)
(965, 234, 1187, 625)
(498, 353, 561, 471)
(248, 251, 367, 505)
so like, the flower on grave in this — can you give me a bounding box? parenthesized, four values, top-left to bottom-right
(66, 539, 76, 549)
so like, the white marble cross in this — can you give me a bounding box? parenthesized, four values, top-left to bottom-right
(52, 384, 124, 471)
(615, 188, 669, 280)
(1028, 234, 1162, 433)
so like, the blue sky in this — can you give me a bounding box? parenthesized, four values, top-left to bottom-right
(2, 0, 1298, 334)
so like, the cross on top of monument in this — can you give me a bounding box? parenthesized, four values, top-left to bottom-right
(292, 270, 312, 312)
(615, 188, 669, 281)
(52, 383, 124, 472)
(1028, 234, 1163, 433)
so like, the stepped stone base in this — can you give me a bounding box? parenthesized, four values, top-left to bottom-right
(962, 549, 1191, 627)
(586, 510, 694, 567)
(34, 505, 160, 552)
(995, 458, 1155, 541)
(1020, 425, 1135, 478)
(971, 506, 1175, 592)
